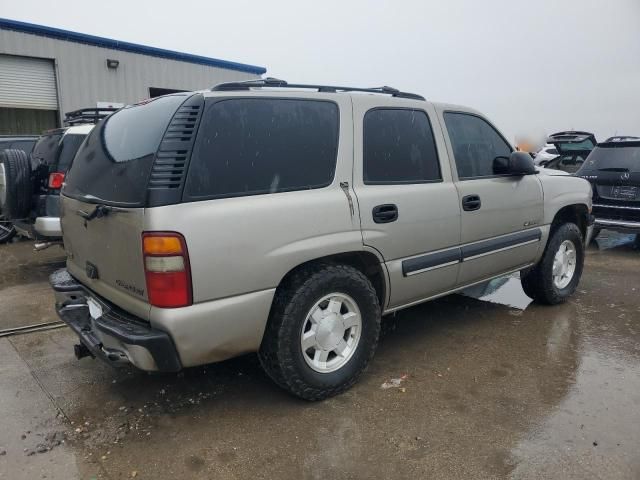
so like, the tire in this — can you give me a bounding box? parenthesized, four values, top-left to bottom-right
(0, 214, 16, 243)
(521, 223, 584, 305)
(259, 264, 381, 401)
(0, 149, 32, 220)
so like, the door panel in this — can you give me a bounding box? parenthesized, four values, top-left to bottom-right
(352, 97, 461, 308)
(439, 110, 544, 285)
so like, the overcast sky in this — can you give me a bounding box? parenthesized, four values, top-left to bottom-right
(3, 0, 639, 144)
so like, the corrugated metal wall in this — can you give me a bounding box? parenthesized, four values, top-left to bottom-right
(0, 54, 58, 109)
(0, 29, 259, 122)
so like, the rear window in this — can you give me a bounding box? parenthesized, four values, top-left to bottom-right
(579, 145, 640, 173)
(184, 98, 339, 200)
(64, 95, 187, 205)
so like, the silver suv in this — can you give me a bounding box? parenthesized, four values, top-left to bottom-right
(51, 79, 593, 400)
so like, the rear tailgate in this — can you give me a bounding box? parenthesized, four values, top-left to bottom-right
(61, 195, 150, 320)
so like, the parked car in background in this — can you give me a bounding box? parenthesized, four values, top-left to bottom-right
(51, 79, 592, 401)
(533, 144, 560, 165)
(577, 136, 640, 243)
(540, 131, 597, 173)
(0, 135, 40, 243)
(0, 108, 117, 246)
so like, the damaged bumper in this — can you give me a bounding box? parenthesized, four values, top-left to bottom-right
(49, 269, 181, 372)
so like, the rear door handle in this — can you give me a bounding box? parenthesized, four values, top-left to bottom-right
(462, 194, 481, 212)
(372, 204, 398, 223)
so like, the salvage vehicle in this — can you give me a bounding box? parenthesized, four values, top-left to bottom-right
(0, 135, 39, 243)
(533, 144, 559, 166)
(50, 79, 593, 400)
(540, 131, 597, 173)
(0, 109, 116, 246)
(577, 136, 640, 243)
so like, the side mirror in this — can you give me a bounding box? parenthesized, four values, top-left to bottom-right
(493, 152, 536, 176)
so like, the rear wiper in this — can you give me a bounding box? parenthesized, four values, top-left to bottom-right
(76, 204, 130, 222)
(598, 167, 629, 172)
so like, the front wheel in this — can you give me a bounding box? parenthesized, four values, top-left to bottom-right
(521, 223, 584, 305)
(259, 264, 381, 401)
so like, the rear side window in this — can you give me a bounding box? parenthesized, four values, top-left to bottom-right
(363, 109, 441, 184)
(185, 98, 339, 199)
(444, 112, 512, 179)
(56, 134, 86, 171)
(64, 94, 187, 206)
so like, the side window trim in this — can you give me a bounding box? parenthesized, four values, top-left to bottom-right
(443, 110, 513, 181)
(363, 107, 443, 185)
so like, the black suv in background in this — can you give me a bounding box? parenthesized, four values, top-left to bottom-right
(577, 136, 640, 242)
(0, 108, 117, 246)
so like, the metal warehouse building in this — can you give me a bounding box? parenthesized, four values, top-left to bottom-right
(0, 18, 266, 134)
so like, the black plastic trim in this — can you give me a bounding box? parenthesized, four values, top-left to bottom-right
(461, 229, 542, 260)
(50, 269, 182, 372)
(402, 248, 462, 276)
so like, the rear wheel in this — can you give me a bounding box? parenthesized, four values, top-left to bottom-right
(0, 214, 16, 243)
(259, 264, 381, 401)
(0, 149, 32, 220)
(521, 223, 584, 305)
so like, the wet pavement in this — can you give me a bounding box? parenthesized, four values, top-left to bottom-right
(0, 233, 638, 479)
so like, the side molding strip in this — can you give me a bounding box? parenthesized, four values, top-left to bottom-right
(401, 228, 542, 277)
(461, 229, 542, 261)
(402, 248, 462, 276)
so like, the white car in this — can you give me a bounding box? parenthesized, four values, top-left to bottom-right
(534, 144, 560, 165)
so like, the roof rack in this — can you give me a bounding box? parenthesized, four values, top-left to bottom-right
(64, 107, 120, 126)
(211, 77, 425, 101)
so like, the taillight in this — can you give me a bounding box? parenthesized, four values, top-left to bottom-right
(48, 172, 65, 189)
(142, 232, 192, 308)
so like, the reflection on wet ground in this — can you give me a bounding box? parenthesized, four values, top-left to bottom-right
(0, 231, 638, 479)
(462, 275, 533, 310)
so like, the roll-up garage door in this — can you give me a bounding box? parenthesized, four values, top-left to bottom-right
(0, 54, 58, 110)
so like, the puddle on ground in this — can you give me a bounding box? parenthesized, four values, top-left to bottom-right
(595, 231, 637, 250)
(461, 274, 533, 310)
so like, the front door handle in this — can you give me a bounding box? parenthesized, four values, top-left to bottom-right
(372, 204, 398, 223)
(462, 194, 481, 212)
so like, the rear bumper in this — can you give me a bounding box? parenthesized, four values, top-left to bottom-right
(34, 216, 62, 237)
(50, 269, 181, 372)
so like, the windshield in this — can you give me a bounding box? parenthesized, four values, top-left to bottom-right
(579, 145, 640, 173)
(555, 138, 595, 154)
(63, 95, 187, 206)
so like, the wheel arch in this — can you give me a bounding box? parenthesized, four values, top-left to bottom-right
(550, 204, 590, 240)
(273, 250, 388, 310)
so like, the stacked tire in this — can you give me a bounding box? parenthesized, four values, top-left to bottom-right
(0, 149, 32, 243)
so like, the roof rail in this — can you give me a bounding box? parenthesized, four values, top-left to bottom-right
(211, 77, 425, 101)
(64, 107, 120, 126)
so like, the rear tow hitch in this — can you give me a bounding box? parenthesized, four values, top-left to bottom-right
(74, 343, 94, 360)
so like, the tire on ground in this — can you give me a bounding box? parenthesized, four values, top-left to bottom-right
(521, 222, 584, 305)
(0, 149, 32, 220)
(259, 263, 381, 401)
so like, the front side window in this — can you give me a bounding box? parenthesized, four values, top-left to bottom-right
(443, 112, 512, 179)
(185, 98, 339, 199)
(363, 109, 441, 184)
